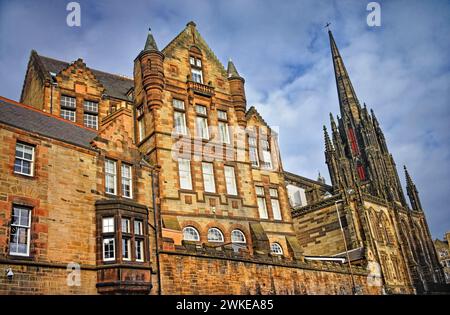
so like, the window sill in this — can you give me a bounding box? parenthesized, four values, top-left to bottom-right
(7, 254, 33, 261)
(13, 172, 35, 179)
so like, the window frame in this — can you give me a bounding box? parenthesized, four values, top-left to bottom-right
(60, 95, 76, 122)
(121, 163, 133, 199)
(14, 142, 35, 177)
(202, 162, 216, 193)
(270, 188, 282, 221)
(173, 99, 188, 136)
(224, 165, 238, 196)
(178, 158, 193, 190)
(270, 243, 283, 255)
(256, 186, 269, 219)
(207, 227, 224, 243)
(105, 159, 117, 195)
(83, 100, 99, 130)
(231, 229, 246, 244)
(183, 226, 200, 242)
(9, 205, 32, 257)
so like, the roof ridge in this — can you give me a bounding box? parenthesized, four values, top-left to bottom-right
(0, 95, 97, 132)
(37, 53, 134, 82)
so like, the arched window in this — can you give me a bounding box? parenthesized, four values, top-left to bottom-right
(183, 226, 200, 242)
(207, 228, 224, 243)
(231, 230, 246, 244)
(270, 243, 283, 255)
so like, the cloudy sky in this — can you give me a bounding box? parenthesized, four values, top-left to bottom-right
(0, 0, 449, 238)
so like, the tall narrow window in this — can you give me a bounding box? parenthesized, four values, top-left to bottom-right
(137, 105, 145, 142)
(357, 164, 366, 181)
(178, 158, 192, 190)
(14, 142, 35, 176)
(105, 159, 117, 195)
(260, 138, 273, 169)
(60, 95, 76, 122)
(102, 217, 115, 261)
(9, 205, 31, 256)
(190, 56, 203, 83)
(270, 188, 282, 221)
(121, 164, 132, 198)
(256, 186, 268, 219)
(218, 110, 230, 144)
(135, 239, 144, 262)
(202, 162, 216, 193)
(248, 136, 259, 167)
(348, 128, 359, 155)
(83, 100, 98, 130)
(173, 99, 187, 135)
(195, 105, 209, 139)
(224, 166, 238, 195)
(122, 238, 131, 261)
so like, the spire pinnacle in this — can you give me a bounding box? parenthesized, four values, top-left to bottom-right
(328, 29, 361, 124)
(227, 59, 242, 79)
(404, 165, 414, 187)
(404, 165, 423, 211)
(323, 125, 333, 152)
(144, 27, 159, 51)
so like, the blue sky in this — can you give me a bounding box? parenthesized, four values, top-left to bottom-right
(0, 0, 449, 239)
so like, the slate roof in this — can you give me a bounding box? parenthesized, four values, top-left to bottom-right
(0, 97, 97, 150)
(37, 53, 134, 101)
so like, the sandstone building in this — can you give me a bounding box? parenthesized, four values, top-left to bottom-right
(0, 22, 445, 294)
(434, 232, 450, 283)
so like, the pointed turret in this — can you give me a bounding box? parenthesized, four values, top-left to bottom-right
(404, 165, 423, 211)
(227, 58, 246, 127)
(227, 58, 242, 80)
(134, 26, 165, 113)
(144, 28, 159, 51)
(328, 30, 361, 124)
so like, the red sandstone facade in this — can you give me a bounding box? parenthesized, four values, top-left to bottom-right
(0, 21, 445, 295)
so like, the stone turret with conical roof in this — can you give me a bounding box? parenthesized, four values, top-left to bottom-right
(135, 27, 165, 111)
(227, 58, 247, 127)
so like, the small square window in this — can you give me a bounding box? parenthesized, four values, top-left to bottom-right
(196, 59, 202, 67)
(217, 110, 227, 121)
(256, 186, 265, 196)
(102, 217, 115, 233)
(173, 99, 185, 110)
(189, 57, 195, 65)
(269, 188, 278, 198)
(195, 105, 207, 115)
(83, 100, 98, 113)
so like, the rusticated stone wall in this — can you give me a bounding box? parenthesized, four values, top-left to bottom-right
(158, 251, 382, 295)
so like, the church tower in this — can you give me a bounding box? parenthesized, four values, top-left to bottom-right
(325, 30, 407, 206)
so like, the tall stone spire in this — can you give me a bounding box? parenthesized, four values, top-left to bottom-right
(144, 28, 159, 51)
(404, 165, 423, 211)
(328, 30, 361, 124)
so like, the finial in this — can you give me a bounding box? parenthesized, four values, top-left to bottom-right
(324, 22, 331, 31)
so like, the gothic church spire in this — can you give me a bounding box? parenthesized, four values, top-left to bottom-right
(329, 30, 361, 124)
